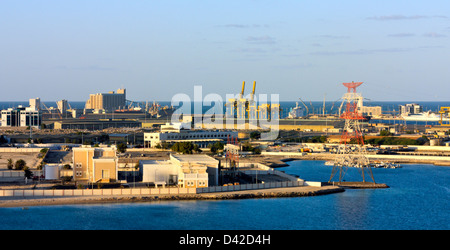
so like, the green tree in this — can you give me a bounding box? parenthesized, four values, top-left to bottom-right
(193, 144, 202, 153)
(171, 141, 194, 154)
(23, 167, 33, 179)
(7, 158, 13, 170)
(15, 159, 27, 170)
(208, 141, 224, 154)
(380, 130, 392, 136)
(117, 143, 127, 153)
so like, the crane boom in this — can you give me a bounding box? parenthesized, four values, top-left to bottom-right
(298, 98, 309, 114)
(240, 81, 245, 97)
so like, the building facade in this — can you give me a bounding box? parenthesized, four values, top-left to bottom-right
(85, 88, 126, 112)
(1, 106, 42, 128)
(140, 154, 219, 188)
(399, 103, 423, 115)
(144, 123, 238, 148)
(72, 146, 118, 184)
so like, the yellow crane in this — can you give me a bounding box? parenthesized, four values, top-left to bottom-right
(439, 107, 450, 126)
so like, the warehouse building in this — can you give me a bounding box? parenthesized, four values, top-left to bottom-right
(140, 154, 219, 188)
(144, 122, 238, 148)
(85, 88, 126, 112)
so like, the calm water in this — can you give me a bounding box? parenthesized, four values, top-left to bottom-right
(3, 101, 450, 118)
(0, 161, 448, 230)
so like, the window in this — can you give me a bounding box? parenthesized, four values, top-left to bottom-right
(102, 170, 110, 179)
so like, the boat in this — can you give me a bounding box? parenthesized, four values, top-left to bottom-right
(401, 111, 442, 122)
(370, 161, 402, 168)
(324, 161, 334, 166)
(114, 107, 143, 113)
(288, 102, 305, 119)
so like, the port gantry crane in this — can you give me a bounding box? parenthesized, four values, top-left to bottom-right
(329, 81, 375, 184)
(439, 107, 450, 126)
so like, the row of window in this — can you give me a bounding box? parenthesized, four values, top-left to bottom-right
(164, 133, 230, 140)
(186, 180, 207, 187)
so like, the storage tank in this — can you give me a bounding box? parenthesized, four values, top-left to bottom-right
(430, 138, 442, 146)
(44, 165, 60, 180)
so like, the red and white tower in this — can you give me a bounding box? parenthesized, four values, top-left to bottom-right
(329, 81, 375, 184)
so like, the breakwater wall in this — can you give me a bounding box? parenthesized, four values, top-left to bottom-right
(0, 180, 306, 198)
(0, 186, 345, 207)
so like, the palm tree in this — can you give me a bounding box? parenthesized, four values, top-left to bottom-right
(7, 158, 13, 170)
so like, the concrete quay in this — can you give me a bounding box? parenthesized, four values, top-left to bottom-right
(0, 185, 344, 208)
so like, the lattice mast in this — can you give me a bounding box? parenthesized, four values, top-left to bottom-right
(224, 135, 240, 180)
(329, 81, 375, 183)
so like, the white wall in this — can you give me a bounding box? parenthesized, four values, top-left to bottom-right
(141, 161, 179, 183)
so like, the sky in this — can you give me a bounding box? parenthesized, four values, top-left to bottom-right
(0, 0, 449, 103)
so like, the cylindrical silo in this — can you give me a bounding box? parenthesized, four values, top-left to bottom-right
(44, 165, 60, 180)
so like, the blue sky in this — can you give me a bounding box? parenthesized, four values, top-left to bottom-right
(0, 0, 449, 102)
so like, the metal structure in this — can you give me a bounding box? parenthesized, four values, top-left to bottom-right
(329, 81, 375, 184)
(226, 81, 279, 121)
(439, 107, 450, 126)
(222, 135, 240, 184)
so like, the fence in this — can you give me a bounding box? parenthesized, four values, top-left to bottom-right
(196, 180, 304, 193)
(0, 187, 198, 197)
(0, 170, 42, 178)
(0, 148, 41, 153)
(0, 180, 307, 198)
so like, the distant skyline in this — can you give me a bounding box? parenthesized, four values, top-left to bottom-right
(1, 1, 449, 102)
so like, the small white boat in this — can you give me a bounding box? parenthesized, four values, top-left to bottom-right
(324, 161, 334, 166)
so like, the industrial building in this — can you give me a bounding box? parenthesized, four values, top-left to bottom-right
(140, 154, 219, 188)
(85, 88, 126, 112)
(72, 145, 118, 184)
(53, 119, 141, 130)
(143, 122, 238, 148)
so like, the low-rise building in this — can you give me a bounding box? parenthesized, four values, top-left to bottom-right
(140, 154, 219, 188)
(53, 119, 141, 130)
(144, 123, 238, 148)
(72, 145, 118, 184)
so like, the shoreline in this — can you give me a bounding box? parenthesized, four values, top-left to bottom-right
(253, 154, 450, 168)
(0, 186, 344, 208)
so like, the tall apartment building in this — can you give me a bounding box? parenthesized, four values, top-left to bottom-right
(399, 103, 423, 115)
(29, 98, 41, 111)
(57, 99, 68, 114)
(85, 88, 126, 112)
(72, 146, 118, 184)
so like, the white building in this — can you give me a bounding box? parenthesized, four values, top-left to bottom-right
(399, 103, 423, 115)
(20, 107, 42, 128)
(29, 98, 41, 111)
(1, 106, 41, 128)
(140, 154, 219, 187)
(144, 123, 238, 148)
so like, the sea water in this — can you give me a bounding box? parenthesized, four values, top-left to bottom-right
(0, 161, 448, 230)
